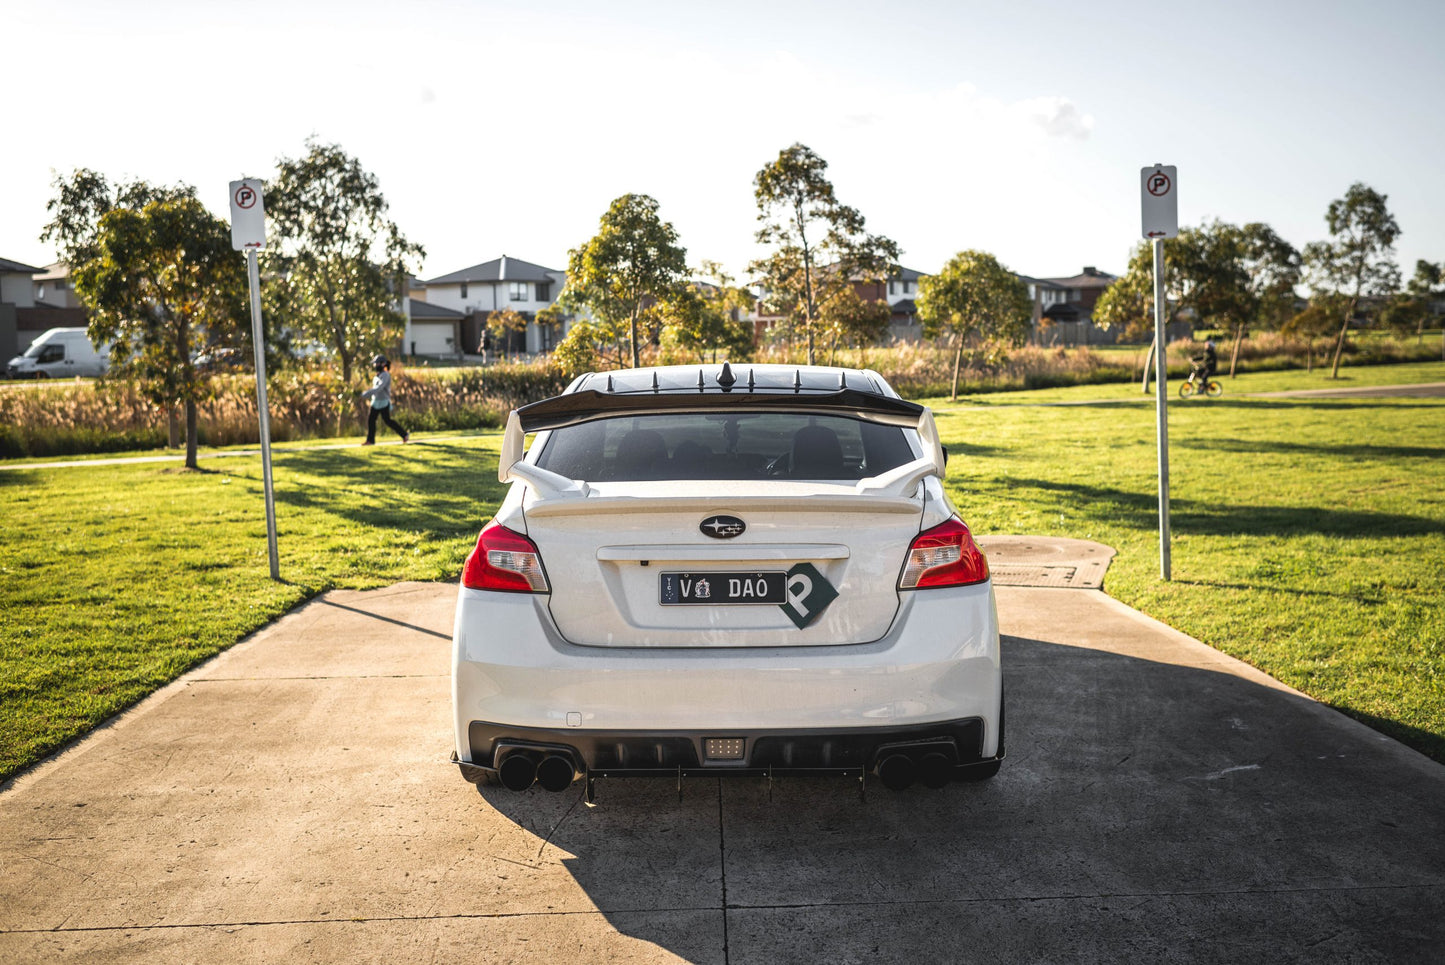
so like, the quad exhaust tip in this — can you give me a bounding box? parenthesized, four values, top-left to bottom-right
(536, 754, 577, 792)
(496, 749, 579, 792)
(876, 754, 915, 791)
(498, 753, 537, 791)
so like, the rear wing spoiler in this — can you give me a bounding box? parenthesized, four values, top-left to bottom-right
(498, 389, 947, 499)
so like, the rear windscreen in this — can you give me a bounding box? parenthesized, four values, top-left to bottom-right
(533, 411, 917, 481)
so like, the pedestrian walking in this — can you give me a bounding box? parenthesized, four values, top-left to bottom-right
(360, 354, 409, 445)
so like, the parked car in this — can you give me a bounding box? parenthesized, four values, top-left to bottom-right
(451, 363, 1002, 798)
(6, 328, 108, 379)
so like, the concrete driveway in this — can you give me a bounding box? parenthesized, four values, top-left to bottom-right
(3, 577, 1443, 963)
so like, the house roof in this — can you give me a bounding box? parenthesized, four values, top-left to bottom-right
(1017, 274, 1066, 289)
(34, 262, 69, 282)
(424, 255, 561, 286)
(891, 299, 918, 314)
(0, 256, 45, 274)
(893, 266, 926, 282)
(1044, 266, 1117, 288)
(408, 298, 466, 320)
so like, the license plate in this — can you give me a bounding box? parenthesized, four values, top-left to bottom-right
(660, 571, 787, 605)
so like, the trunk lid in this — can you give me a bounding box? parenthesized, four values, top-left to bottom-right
(524, 480, 923, 648)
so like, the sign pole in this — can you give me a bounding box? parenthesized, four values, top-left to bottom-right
(246, 247, 280, 581)
(1152, 238, 1171, 581)
(1141, 164, 1178, 581)
(231, 178, 279, 582)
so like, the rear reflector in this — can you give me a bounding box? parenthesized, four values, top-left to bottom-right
(462, 521, 550, 593)
(899, 517, 989, 589)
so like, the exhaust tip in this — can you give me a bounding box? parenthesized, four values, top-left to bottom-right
(876, 754, 915, 791)
(536, 755, 577, 793)
(918, 752, 954, 789)
(498, 753, 538, 791)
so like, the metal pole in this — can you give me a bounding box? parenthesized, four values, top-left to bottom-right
(246, 247, 280, 581)
(1152, 237, 1171, 580)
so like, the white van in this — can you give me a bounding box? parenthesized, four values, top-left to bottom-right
(6, 328, 109, 379)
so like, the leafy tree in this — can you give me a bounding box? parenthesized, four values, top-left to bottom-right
(43, 170, 249, 459)
(1403, 260, 1444, 357)
(659, 261, 755, 363)
(1098, 223, 1300, 378)
(1243, 222, 1302, 334)
(552, 320, 604, 376)
(1092, 242, 1162, 343)
(69, 197, 248, 469)
(750, 143, 900, 365)
(917, 250, 1032, 400)
(267, 139, 423, 383)
(484, 307, 529, 361)
(1302, 182, 1401, 379)
(1283, 295, 1347, 372)
(817, 286, 891, 365)
(564, 193, 688, 368)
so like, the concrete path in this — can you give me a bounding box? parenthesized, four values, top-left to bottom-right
(3, 578, 1443, 963)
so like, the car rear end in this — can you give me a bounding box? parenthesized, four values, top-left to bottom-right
(452, 364, 1002, 795)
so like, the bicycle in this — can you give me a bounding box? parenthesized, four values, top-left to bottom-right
(1179, 368, 1223, 399)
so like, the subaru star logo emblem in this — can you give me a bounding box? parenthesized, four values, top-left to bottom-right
(700, 515, 746, 539)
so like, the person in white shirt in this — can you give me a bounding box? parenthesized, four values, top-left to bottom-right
(360, 355, 410, 445)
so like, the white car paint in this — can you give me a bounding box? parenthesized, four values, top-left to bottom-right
(451, 364, 1002, 791)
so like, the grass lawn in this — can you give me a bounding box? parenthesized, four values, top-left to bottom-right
(0, 435, 507, 780)
(2, 362, 1442, 780)
(929, 360, 1445, 761)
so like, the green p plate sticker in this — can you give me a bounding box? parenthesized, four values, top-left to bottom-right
(780, 562, 838, 629)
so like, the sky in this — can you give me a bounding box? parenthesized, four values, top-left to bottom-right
(2, 0, 1442, 285)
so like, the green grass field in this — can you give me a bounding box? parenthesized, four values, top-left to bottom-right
(1, 362, 1442, 780)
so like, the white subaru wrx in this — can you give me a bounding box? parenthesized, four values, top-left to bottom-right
(451, 363, 1002, 797)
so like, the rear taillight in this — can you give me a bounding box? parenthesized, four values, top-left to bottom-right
(899, 517, 989, 589)
(462, 521, 550, 593)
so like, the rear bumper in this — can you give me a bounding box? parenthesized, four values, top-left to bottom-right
(452, 580, 1002, 763)
(463, 717, 996, 776)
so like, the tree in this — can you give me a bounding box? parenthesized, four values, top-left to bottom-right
(659, 261, 756, 363)
(1302, 182, 1401, 379)
(69, 196, 248, 469)
(817, 286, 891, 364)
(750, 143, 900, 365)
(43, 170, 247, 460)
(484, 308, 529, 361)
(267, 139, 423, 383)
(552, 320, 604, 376)
(1404, 260, 1444, 357)
(1242, 222, 1302, 335)
(1093, 242, 1162, 343)
(564, 193, 688, 368)
(1283, 295, 1347, 372)
(917, 250, 1032, 400)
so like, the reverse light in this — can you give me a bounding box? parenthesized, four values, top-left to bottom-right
(899, 517, 990, 589)
(462, 521, 550, 593)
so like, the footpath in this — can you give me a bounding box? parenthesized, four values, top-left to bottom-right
(2, 540, 1443, 963)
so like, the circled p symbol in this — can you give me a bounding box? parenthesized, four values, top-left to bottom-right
(1147, 172, 1171, 197)
(235, 186, 257, 209)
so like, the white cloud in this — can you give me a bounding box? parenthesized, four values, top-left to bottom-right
(1024, 97, 1096, 140)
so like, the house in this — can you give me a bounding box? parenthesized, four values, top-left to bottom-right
(417, 255, 568, 357)
(1032, 266, 1119, 345)
(752, 266, 929, 343)
(1, 257, 44, 358)
(32, 263, 83, 309)
(0, 260, 90, 358)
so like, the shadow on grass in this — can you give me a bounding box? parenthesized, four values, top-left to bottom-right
(1011, 477, 1445, 538)
(1202, 398, 1445, 412)
(1177, 437, 1445, 460)
(224, 444, 508, 537)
